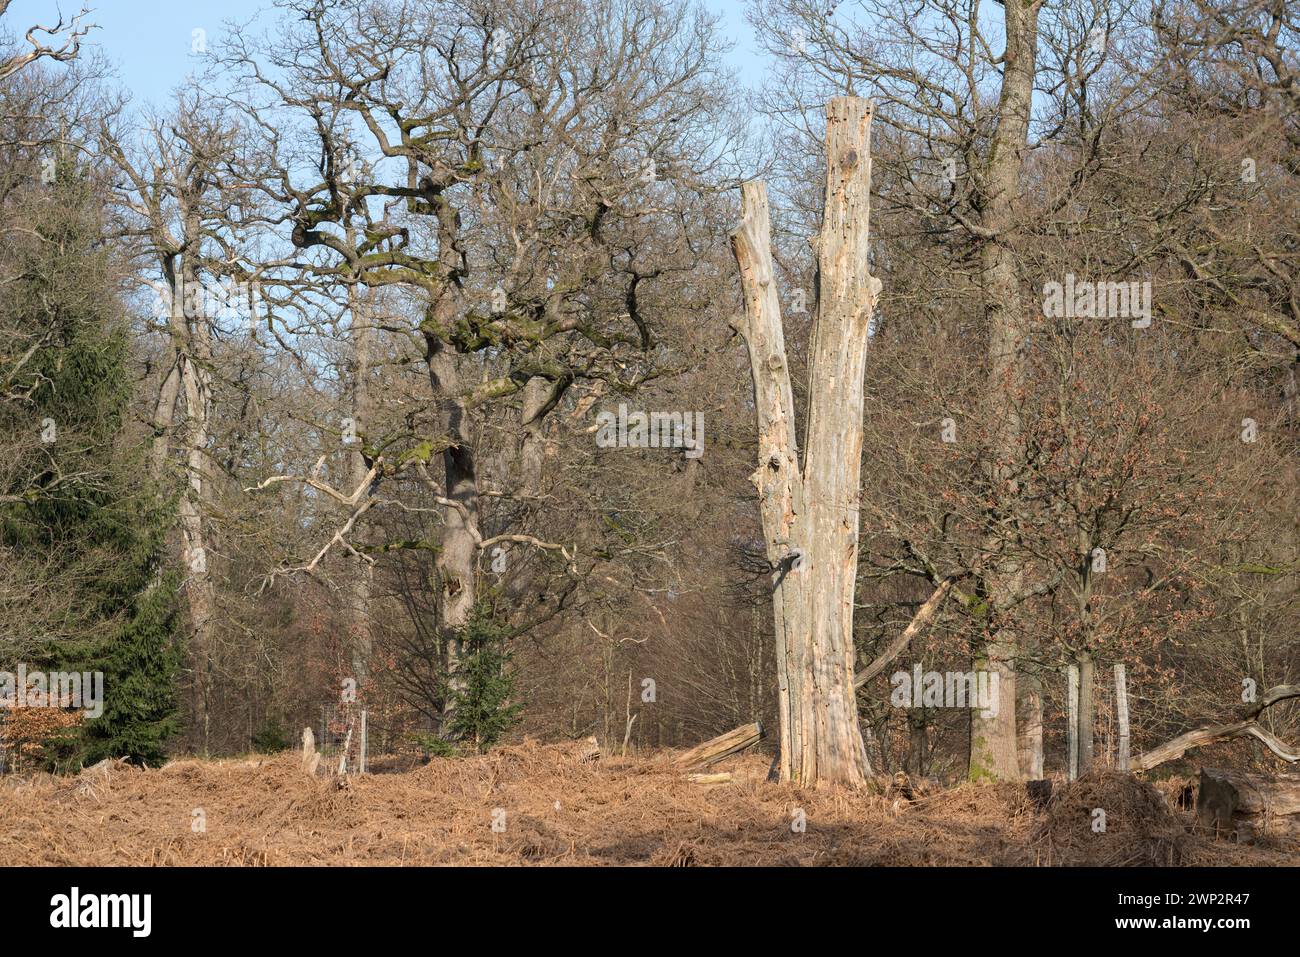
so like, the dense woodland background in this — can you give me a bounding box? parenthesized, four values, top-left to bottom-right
(0, 0, 1296, 781)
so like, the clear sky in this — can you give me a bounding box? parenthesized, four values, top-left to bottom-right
(2, 0, 767, 105)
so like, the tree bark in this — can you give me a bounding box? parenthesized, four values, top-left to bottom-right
(1115, 664, 1130, 772)
(968, 0, 1043, 782)
(519, 375, 563, 495)
(1017, 667, 1044, 780)
(730, 97, 879, 788)
(675, 722, 764, 770)
(166, 214, 218, 756)
(1198, 768, 1300, 843)
(427, 340, 479, 732)
(345, 279, 375, 687)
(1066, 663, 1080, 781)
(1077, 653, 1095, 774)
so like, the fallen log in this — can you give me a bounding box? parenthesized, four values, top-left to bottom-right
(1131, 685, 1300, 772)
(1197, 767, 1300, 844)
(675, 721, 763, 770)
(687, 772, 732, 786)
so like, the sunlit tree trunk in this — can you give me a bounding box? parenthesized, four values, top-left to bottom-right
(731, 97, 879, 788)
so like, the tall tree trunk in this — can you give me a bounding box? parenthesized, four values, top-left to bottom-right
(730, 97, 878, 788)
(178, 347, 215, 755)
(969, 0, 1042, 781)
(152, 231, 217, 756)
(149, 353, 181, 476)
(427, 339, 479, 732)
(345, 280, 375, 688)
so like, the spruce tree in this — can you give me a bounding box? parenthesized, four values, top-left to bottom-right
(0, 152, 181, 768)
(447, 602, 522, 752)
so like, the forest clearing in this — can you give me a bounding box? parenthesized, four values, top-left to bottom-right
(2, 741, 1294, 867)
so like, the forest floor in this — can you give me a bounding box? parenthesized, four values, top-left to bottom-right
(0, 740, 1294, 866)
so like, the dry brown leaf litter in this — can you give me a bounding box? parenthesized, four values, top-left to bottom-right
(0, 742, 1292, 866)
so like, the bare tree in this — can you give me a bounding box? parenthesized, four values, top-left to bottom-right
(730, 98, 884, 788)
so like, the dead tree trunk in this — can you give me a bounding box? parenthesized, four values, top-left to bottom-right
(1066, 663, 1079, 781)
(675, 722, 764, 770)
(427, 340, 480, 731)
(1198, 768, 1300, 843)
(730, 97, 879, 788)
(1115, 664, 1130, 772)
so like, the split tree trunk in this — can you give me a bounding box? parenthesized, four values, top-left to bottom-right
(730, 97, 879, 788)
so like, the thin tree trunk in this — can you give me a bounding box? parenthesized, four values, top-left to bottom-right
(1115, 663, 1130, 772)
(1067, 663, 1080, 780)
(1018, 666, 1044, 779)
(906, 708, 927, 777)
(1078, 653, 1096, 774)
(345, 279, 375, 687)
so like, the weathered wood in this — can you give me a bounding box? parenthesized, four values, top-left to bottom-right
(1114, 664, 1130, 772)
(1018, 672, 1044, 780)
(337, 722, 353, 775)
(300, 727, 320, 776)
(1066, 664, 1079, 781)
(731, 179, 805, 785)
(1198, 767, 1300, 843)
(730, 97, 879, 789)
(1134, 719, 1300, 771)
(675, 722, 764, 770)
(687, 772, 733, 786)
(1132, 685, 1300, 772)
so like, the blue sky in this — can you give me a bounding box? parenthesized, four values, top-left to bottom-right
(3, 0, 767, 104)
